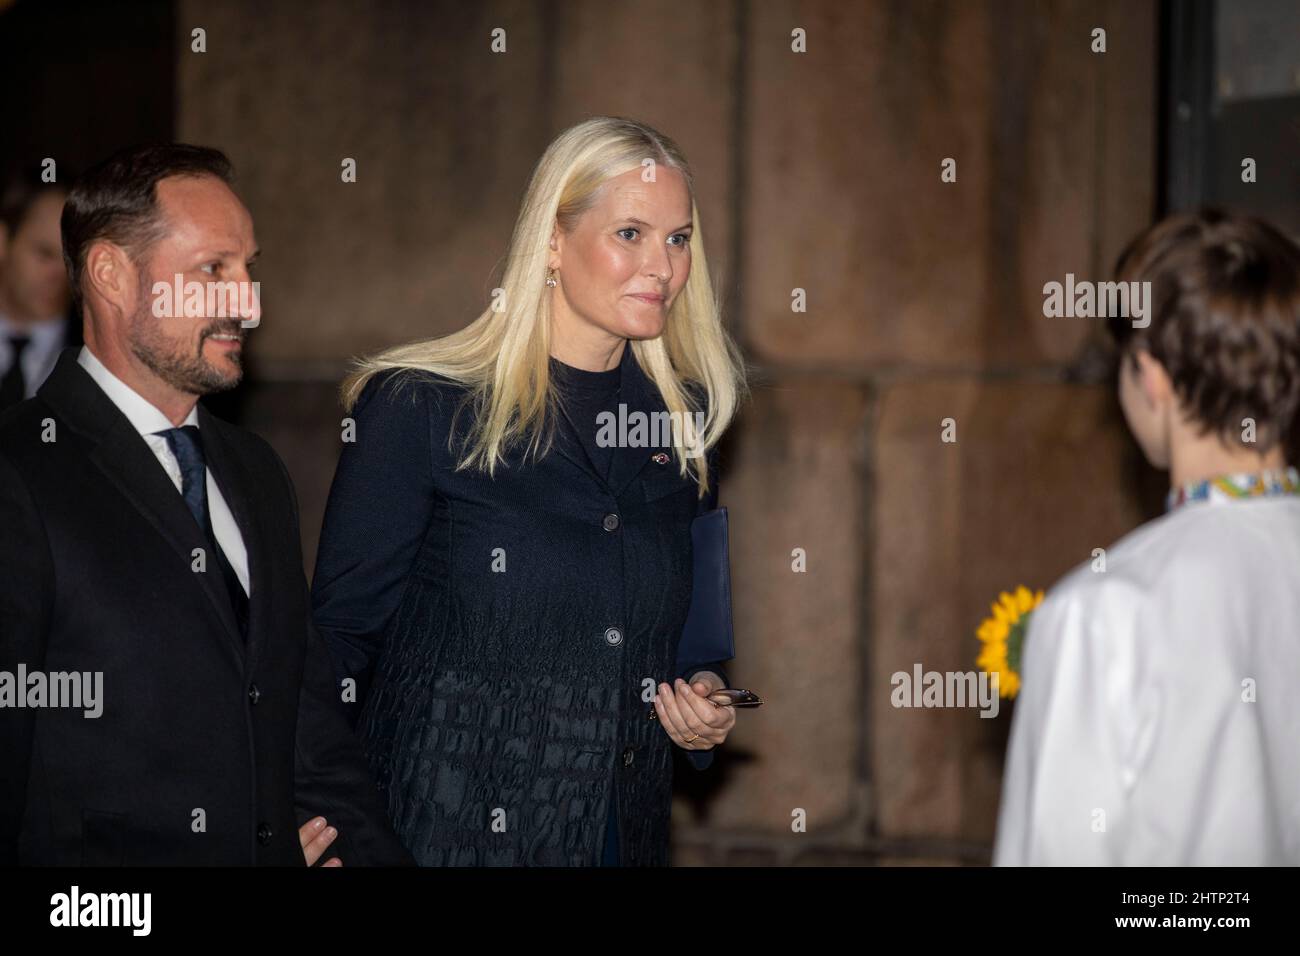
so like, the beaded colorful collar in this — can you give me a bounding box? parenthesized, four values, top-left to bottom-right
(1166, 466, 1300, 512)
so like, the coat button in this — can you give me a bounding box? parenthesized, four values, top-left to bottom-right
(652, 452, 670, 465)
(248, 683, 261, 705)
(604, 627, 623, 646)
(602, 513, 620, 532)
(257, 823, 273, 845)
(622, 747, 635, 767)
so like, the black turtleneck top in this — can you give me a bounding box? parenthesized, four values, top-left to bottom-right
(550, 355, 622, 483)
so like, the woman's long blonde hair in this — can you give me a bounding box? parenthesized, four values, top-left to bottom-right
(341, 115, 746, 495)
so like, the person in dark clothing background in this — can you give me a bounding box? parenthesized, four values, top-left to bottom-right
(0, 168, 77, 412)
(311, 116, 746, 866)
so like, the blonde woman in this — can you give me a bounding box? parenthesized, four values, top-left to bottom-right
(311, 116, 746, 866)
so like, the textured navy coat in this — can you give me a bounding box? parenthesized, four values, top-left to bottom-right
(311, 344, 728, 866)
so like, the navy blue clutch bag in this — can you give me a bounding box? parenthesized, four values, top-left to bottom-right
(677, 506, 735, 673)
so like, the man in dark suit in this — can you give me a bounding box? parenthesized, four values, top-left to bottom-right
(0, 143, 411, 866)
(0, 168, 78, 412)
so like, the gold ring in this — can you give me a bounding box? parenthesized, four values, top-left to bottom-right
(683, 733, 700, 743)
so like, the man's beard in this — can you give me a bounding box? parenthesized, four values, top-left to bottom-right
(127, 301, 245, 396)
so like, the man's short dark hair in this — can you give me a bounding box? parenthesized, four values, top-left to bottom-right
(60, 143, 234, 311)
(0, 164, 69, 238)
(1107, 208, 1300, 454)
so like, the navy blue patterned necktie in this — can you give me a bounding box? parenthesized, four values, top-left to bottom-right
(156, 425, 249, 640)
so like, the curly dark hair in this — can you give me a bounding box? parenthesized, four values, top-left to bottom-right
(1106, 209, 1300, 454)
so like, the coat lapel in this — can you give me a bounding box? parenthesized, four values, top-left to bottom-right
(197, 406, 270, 666)
(604, 345, 670, 498)
(37, 349, 246, 663)
(548, 345, 668, 497)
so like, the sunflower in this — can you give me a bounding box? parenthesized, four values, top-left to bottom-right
(975, 585, 1044, 700)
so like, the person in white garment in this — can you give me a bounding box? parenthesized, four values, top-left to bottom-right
(994, 208, 1300, 866)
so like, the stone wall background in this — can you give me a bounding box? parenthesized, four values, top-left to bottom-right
(178, 0, 1162, 864)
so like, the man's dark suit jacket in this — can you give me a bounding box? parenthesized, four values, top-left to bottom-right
(0, 348, 412, 866)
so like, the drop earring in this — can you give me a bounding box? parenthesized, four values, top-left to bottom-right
(545, 268, 558, 288)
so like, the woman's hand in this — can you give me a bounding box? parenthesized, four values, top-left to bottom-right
(299, 816, 342, 867)
(653, 671, 736, 750)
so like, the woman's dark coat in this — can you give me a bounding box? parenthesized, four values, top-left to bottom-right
(311, 345, 726, 866)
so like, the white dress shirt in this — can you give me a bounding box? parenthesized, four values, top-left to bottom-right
(993, 494, 1300, 865)
(0, 312, 67, 399)
(77, 346, 250, 596)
